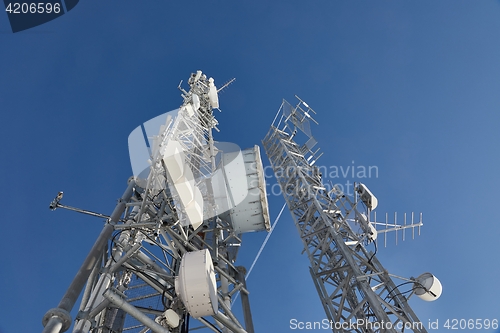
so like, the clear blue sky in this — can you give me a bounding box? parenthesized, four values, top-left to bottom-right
(1, 1, 500, 332)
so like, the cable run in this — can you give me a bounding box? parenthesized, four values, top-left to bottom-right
(232, 202, 287, 305)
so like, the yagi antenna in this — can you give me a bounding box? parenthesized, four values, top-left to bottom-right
(217, 77, 236, 93)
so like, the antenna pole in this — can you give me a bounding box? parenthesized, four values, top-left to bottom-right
(42, 179, 136, 333)
(262, 98, 427, 333)
(42, 72, 268, 333)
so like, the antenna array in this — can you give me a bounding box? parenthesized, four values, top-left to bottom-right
(42, 71, 270, 333)
(262, 97, 440, 333)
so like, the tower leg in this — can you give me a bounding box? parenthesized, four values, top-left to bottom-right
(237, 267, 255, 333)
(42, 180, 136, 333)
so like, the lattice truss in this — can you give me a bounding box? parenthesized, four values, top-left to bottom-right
(262, 99, 427, 333)
(72, 72, 251, 333)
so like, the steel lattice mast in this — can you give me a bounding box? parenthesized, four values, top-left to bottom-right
(42, 71, 269, 333)
(262, 98, 431, 333)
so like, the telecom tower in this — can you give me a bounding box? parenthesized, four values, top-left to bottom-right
(42, 72, 441, 333)
(43, 71, 270, 333)
(262, 98, 441, 333)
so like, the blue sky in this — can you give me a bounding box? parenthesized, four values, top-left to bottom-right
(1, 1, 500, 332)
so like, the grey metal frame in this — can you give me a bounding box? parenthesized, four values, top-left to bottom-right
(262, 99, 427, 333)
(42, 72, 253, 333)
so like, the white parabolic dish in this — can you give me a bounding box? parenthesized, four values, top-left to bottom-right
(215, 145, 271, 234)
(414, 272, 442, 302)
(175, 249, 218, 318)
